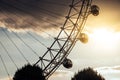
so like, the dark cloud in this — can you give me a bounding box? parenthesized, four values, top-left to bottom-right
(0, 0, 70, 34)
(1, 0, 120, 34)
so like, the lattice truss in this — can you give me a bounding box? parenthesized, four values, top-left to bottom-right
(0, 0, 100, 79)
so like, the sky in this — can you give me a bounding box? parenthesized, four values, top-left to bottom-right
(0, 0, 120, 80)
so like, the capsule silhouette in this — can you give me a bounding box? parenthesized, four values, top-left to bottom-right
(79, 33, 88, 43)
(91, 5, 100, 16)
(63, 58, 72, 69)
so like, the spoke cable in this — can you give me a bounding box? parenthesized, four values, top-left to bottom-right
(2, 28, 29, 63)
(0, 6, 53, 49)
(0, 54, 11, 80)
(0, 41, 18, 69)
(0, 1, 61, 28)
(13, 32, 40, 57)
(27, 32, 48, 48)
(17, 0, 66, 18)
(38, 0, 68, 7)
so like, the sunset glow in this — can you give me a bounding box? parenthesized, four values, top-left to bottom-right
(89, 28, 120, 51)
(0, 0, 120, 80)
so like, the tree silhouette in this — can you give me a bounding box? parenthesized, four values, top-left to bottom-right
(72, 67, 105, 80)
(13, 64, 45, 80)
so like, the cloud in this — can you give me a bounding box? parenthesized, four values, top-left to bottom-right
(0, 77, 12, 80)
(49, 70, 74, 80)
(95, 66, 120, 80)
(0, 0, 70, 35)
(112, 66, 120, 70)
(50, 70, 73, 77)
(85, 0, 120, 33)
(95, 66, 120, 72)
(0, 0, 120, 35)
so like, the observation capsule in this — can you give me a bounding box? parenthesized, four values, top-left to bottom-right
(62, 58, 72, 69)
(79, 33, 88, 44)
(91, 5, 100, 16)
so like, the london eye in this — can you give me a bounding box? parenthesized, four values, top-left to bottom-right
(0, 0, 99, 79)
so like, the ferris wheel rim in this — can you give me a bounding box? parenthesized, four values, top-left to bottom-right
(33, 0, 93, 79)
(0, 0, 95, 79)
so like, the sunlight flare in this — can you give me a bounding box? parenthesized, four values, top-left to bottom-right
(89, 28, 120, 50)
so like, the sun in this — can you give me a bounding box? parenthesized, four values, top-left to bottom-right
(91, 28, 114, 42)
(89, 28, 120, 50)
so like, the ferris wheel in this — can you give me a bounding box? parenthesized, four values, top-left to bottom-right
(0, 0, 99, 79)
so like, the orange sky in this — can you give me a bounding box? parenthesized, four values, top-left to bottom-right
(84, 0, 120, 33)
